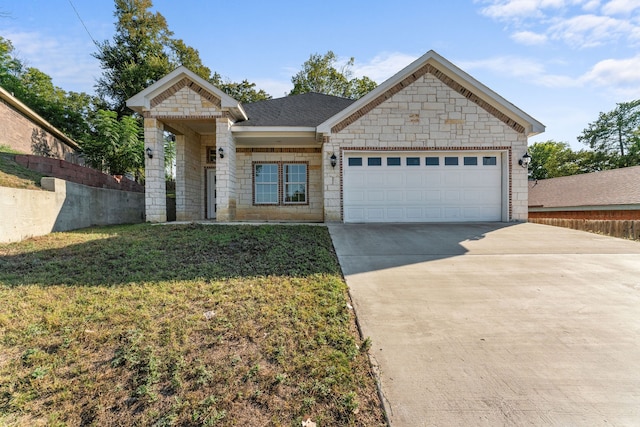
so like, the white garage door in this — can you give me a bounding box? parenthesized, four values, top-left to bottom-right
(343, 152, 503, 223)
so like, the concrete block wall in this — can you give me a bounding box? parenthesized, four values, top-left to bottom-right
(0, 177, 144, 243)
(327, 73, 529, 221)
(235, 149, 323, 221)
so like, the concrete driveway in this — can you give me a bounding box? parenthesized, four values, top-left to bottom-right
(328, 222, 640, 426)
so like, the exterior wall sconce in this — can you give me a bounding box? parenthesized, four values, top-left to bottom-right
(330, 153, 337, 168)
(218, 147, 224, 159)
(146, 147, 153, 159)
(519, 152, 531, 168)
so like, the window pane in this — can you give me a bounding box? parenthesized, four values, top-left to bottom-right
(406, 157, 420, 166)
(483, 156, 497, 165)
(445, 157, 458, 166)
(284, 164, 307, 203)
(368, 157, 382, 166)
(255, 164, 278, 204)
(464, 157, 478, 166)
(425, 157, 439, 166)
(387, 157, 401, 166)
(348, 157, 362, 166)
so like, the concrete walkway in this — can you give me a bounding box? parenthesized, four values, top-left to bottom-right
(328, 222, 640, 426)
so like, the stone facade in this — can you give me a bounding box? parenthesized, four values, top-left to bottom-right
(325, 73, 529, 221)
(129, 57, 541, 224)
(235, 148, 323, 221)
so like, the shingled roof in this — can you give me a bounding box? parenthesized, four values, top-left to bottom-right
(528, 166, 640, 208)
(236, 92, 355, 127)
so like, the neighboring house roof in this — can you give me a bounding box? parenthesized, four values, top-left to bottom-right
(236, 93, 355, 127)
(126, 66, 247, 121)
(528, 166, 640, 209)
(317, 50, 545, 137)
(0, 85, 80, 151)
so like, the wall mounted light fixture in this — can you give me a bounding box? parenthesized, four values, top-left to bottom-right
(146, 147, 153, 159)
(330, 153, 337, 168)
(218, 147, 224, 159)
(518, 152, 531, 168)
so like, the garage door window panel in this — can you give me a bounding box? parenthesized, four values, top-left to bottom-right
(425, 157, 440, 166)
(445, 157, 459, 166)
(483, 156, 497, 166)
(348, 157, 363, 166)
(406, 157, 420, 166)
(368, 157, 382, 166)
(387, 157, 401, 166)
(464, 157, 478, 166)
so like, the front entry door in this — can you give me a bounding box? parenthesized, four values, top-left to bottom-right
(207, 168, 216, 219)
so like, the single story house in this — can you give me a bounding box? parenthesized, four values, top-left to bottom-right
(127, 50, 544, 223)
(0, 85, 80, 162)
(529, 166, 640, 220)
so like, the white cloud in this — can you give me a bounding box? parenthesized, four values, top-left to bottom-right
(581, 54, 640, 96)
(459, 56, 545, 78)
(350, 52, 419, 83)
(478, 0, 640, 48)
(601, 0, 640, 15)
(511, 30, 549, 44)
(252, 78, 291, 98)
(3, 30, 100, 93)
(548, 14, 636, 47)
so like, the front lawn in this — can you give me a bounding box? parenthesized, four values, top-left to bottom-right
(0, 224, 386, 426)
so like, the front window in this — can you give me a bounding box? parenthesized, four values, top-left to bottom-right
(254, 163, 278, 204)
(283, 164, 307, 203)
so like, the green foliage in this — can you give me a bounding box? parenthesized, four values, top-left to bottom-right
(83, 110, 143, 175)
(290, 51, 377, 99)
(577, 99, 640, 167)
(94, 0, 174, 115)
(94, 0, 271, 112)
(0, 37, 103, 144)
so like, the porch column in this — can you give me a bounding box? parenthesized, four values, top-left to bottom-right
(215, 116, 236, 221)
(322, 136, 342, 222)
(144, 118, 166, 222)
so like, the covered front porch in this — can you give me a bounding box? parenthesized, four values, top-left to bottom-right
(127, 67, 247, 223)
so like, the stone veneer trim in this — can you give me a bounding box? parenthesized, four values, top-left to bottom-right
(331, 64, 526, 135)
(150, 77, 222, 109)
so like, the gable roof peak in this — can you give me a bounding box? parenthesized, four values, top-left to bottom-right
(317, 50, 544, 137)
(126, 66, 247, 121)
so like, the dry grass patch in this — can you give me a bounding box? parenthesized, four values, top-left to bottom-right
(0, 149, 43, 190)
(0, 224, 386, 426)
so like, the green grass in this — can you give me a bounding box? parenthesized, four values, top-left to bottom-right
(0, 148, 43, 190)
(0, 224, 386, 426)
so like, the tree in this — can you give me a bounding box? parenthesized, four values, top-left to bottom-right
(290, 51, 377, 99)
(83, 110, 143, 176)
(577, 100, 640, 167)
(94, 0, 174, 116)
(528, 141, 580, 180)
(1, 36, 103, 144)
(94, 0, 271, 113)
(214, 78, 271, 104)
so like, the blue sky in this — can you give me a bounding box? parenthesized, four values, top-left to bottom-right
(1, 0, 639, 149)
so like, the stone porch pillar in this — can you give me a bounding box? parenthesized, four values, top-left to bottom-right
(215, 116, 236, 221)
(322, 136, 342, 222)
(144, 118, 166, 222)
